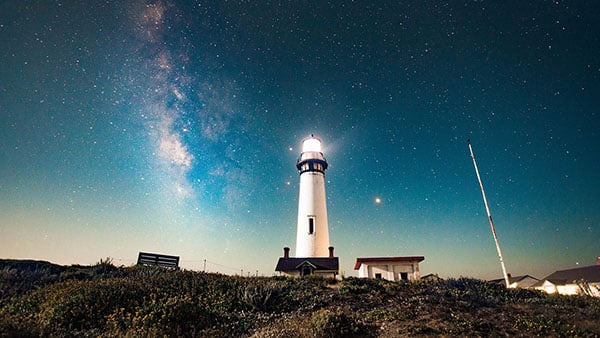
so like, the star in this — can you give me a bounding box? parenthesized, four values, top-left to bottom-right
(0, 0, 597, 280)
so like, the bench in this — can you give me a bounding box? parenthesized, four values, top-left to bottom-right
(137, 252, 180, 269)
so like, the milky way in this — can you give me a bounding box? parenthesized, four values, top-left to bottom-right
(1, 1, 598, 278)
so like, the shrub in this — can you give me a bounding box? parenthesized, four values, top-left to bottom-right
(91, 257, 118, 277)
(338, 277, 384, 295)
(32, 279, 146, 335)
(365, 307, 408, 322)
(2, 260, 600, 336)
(310, 309, 362, 337)
(242, 280, 282, 312)
(275, 276, 331, 311)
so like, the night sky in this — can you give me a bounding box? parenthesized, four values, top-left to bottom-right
(1, 1, 598, 279)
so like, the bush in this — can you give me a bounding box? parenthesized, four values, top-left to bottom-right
(242, 280, 282, 312)
(310, 308, 370, 337)
(1, 259, 600, 336)
(338, 277, 385, 295)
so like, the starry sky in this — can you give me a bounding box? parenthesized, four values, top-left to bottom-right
(1, 1, 598, 279)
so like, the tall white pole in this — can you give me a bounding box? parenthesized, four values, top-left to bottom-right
(468, 139, 510, 288)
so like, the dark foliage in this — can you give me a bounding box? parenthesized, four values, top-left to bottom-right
(1, 259, 599, 337)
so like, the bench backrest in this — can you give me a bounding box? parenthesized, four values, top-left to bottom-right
(137, 252, 180, 269)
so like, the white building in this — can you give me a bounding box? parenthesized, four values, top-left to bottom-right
(533, 261, 600, 297)
(354, 256, 424, 282)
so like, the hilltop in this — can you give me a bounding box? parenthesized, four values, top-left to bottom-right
(1, 259, 599, 337)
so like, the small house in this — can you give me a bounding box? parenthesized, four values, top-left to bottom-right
(533, 261, 600, 297)
(275, 247, 339, 278)
(354, 256, 424, 281)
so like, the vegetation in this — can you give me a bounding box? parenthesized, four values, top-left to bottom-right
(1, 259, 599, 337)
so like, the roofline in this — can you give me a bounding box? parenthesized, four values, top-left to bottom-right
(553, 264, 599, 274)
(354, 256, 425, 270)
(488, 275, 540, 283)
(540, 264, 600, 281)
(295, 260, 317, 269)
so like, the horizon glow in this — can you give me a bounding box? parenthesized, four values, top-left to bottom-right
(0, 1, 598, 280)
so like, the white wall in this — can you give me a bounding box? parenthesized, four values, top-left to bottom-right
(295, 171, 330, 257)
(357, 262, 421, 281)
(358, 264, 369, 278)
(537, 281, 600, 297)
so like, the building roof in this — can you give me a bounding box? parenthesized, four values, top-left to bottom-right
(354, 256, 425, 270)
(275, 257, 339, 272)
(533, 265, 600, 287)
(489, 275, 539, 285)
(421, 273, 441, 281)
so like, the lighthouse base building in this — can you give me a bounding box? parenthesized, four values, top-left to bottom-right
(275, 247, 339, 278)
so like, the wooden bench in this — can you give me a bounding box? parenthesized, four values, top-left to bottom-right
(137, 252, 180, 269)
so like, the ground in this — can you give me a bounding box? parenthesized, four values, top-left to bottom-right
(1, 259, 599, 337)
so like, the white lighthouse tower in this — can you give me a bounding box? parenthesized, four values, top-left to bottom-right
(275, 134, 338, 277)
(295, 135, 330, 257)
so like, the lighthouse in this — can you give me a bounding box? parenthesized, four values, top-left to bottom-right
(295, 135, 330, 257)
(275, 134, 338, 277)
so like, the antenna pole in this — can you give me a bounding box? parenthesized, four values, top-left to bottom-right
(467, 139, 510, 288)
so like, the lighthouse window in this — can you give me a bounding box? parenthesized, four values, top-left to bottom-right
(308, 217, 315, 234)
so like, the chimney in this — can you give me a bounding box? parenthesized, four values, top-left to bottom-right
(328, 246, 334, 258)
(283, 247, 290, 258)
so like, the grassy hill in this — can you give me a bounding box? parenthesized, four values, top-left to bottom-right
(1, 259, 599, 337)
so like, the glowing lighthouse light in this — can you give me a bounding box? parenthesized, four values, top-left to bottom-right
(302, 137, 322, 153)
(295, 134, 330, 257)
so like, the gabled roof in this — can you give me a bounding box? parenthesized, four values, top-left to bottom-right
(275, 257, 339, 272)
(489, 275, 539, 285)
(535, 265, 600, 286)
(354, 256, 425, 270)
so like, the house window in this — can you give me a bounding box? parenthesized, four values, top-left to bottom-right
(302, 266, 312, 276)
(400, 272, 408, 281)
(308, 217, 315, 234)
(375, 273, 382, 279)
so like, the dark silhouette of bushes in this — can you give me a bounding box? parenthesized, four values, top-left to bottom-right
(1, 259, 600, 337)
